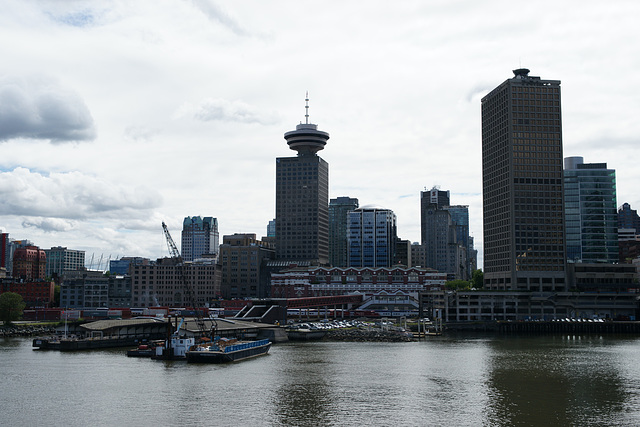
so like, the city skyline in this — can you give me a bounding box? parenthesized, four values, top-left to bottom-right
(2, 2, 640, 269)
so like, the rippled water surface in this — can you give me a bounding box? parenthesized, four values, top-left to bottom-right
(3, 334, 640, 426)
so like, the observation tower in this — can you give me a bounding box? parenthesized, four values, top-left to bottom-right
(283, 94, 330, 155)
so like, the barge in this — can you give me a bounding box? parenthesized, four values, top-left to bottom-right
(186, 338, 271, 363)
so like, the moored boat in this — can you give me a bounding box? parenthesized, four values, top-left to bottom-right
(127, 340, 165, 357)
(186, 338, 271, 363)
(286, 328, 327, 341)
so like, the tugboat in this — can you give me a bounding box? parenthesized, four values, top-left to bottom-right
(151, 317, 196, 360)
(185, 337, 271, 363)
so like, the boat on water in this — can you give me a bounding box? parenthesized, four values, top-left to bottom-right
(152, 335, 195, 360)
(127, 340, 165, 357)
(285, 328, 327, 341)
(186, 337, 271, 363)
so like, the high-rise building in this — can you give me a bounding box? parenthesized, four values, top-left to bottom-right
(444, 205, 473, 280)
(420, 188, 467, 279)
(421, 197, 458, 277)
(45, 247, 85, 278)
(275, 96, 330, 265)
(564, 157, 618, 263)
(219, 233, 275, 299)
(181, 216, 219, 262)
(422, 187, 450, 209)
(481, 68, 566, 291)
(329, 196, 359, 267)
(267, 219, 276, 238)
(618, 203, 640, 232)
(347, 206, 397, 268)
(12, 246, 47, 281)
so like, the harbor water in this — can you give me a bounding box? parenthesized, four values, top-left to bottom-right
(2, 334, 640, 426)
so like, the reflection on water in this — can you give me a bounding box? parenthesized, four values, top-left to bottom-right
(273, 342, 335, 426)
(2, 335, 640, 426)
(485, 335, 637, 426)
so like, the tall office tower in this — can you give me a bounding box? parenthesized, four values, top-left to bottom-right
(347, 205, 397, 268)
(421, 187, 450, 211)
(275, 97, 330, 265)
(564, 157, 618, 263)
(267, 219, 276, 238)
(444, 205, 472, 280)
(329, 196, 359, 267)
(618, 203, 640, 232)
(181, 216, 219, 262)
(420, 190, 460, 277)
(45, 246, 85, 278)
(482, 68, 566, 291)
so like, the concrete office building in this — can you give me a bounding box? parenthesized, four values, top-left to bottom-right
(481, 68, 566, 291)
(45, 247, 85, 278)
(219, 233, 275, 299)
(564, 157, 618, 263)
(329, 196, 359, 267)
(420, 188, 463, 279)
(130, 258, 221, 307)
(347, 206, 397, 268)
(181, 216, 219, 262)
(275, 96, 330, 265)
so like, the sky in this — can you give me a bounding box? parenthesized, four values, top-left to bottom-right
(1, 0, 639, 270)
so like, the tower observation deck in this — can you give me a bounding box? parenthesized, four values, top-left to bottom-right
(284, 95, 329, 155)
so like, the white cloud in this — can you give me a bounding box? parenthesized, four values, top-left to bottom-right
(0, 75, 96, 143)
(176, 98, 281, 125)
(22, 217, 76, 233)
(0, 167, 162, 220)
(188, 0, 248, 36)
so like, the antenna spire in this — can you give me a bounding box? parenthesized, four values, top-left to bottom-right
(305, 91, 309, 124)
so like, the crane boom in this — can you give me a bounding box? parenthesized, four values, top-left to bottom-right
(161, 221, 208, 337)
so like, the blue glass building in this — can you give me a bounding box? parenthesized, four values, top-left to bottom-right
(347, 206, 397, 268)
(564, 157, 618, 263)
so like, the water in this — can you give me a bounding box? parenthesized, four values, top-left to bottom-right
(2, 334, 640, 426)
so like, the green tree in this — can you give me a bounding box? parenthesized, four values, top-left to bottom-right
(471, 269, 484, 289)
(0, 292, 26, 325)
(445, 280, 471, 291)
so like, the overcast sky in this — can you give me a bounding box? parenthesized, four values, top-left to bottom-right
(1, 0, 639, 269)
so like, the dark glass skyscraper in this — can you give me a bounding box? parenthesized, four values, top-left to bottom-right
(275, 98, 330, 265)
(564, 157, 618, 263)
(481, 69, 566, 291)
(329, 196, 359, 267)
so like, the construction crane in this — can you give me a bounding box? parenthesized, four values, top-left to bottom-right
(161, 221, 209, 338)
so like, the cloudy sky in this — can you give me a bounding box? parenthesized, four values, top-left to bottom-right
(1, 0, 639, 269)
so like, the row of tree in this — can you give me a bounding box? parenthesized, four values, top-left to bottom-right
(445, 269, 483, 291)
